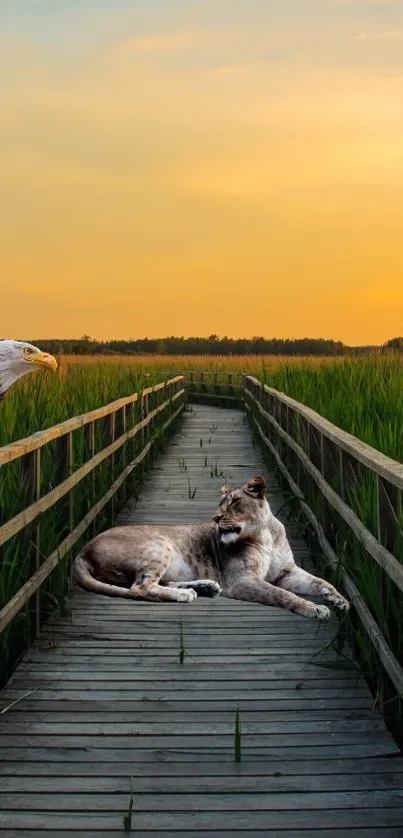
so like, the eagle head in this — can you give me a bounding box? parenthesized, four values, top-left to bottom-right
(0, 340, 58, 401)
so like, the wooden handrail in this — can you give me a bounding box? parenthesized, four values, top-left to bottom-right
(0, 389, 182, 548)
(0, 377, 185, 638)
(243, 376, 403, 705)
(0, 376, 183, 466)
(0, 402, 183, 633)
(245, 376, 403, 489)
(245, 385, 403, 594)
(245, 400, 403, 698)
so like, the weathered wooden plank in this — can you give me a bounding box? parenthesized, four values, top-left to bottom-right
(0, 719, 386, 735)
(20, 640, 337, 653)
(31, 628, 327, 639)
(3, 831, 403, 838)
(0, 809, 402, 829)
(2, 831, 402, 838)
(0, 691, 372, 708)
(0, 756, 401, 776)
(0, 688, 369, 704)
(3, 773, 402, 793)
(0, 742, 398, 761)
(1, 788, 403, 811)
(5, 663, 362, 678)
(10, 671, 361, 687)
(0, 732, 394, 749)
(0, 709, 375, 722)
(1, 690, 368, 712)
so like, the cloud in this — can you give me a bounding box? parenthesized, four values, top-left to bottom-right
(377, 29, 403, 40)
(122, 25, 240, 56)
(337, 0, 402, 5)
(123, 28, 203, 54)
(354, 28, 403, 41)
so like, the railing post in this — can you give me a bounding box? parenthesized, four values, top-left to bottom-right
(109, 412, 117, 523)
(21, 448, 41, 637)
(84, 420, 96, 536)
(294, 411, 301, 487)
(144, 393, 149, 443)
(139, 388, 150, 484)
(377, 476, 400, 555)
(121, 405, 127, 503)
(339, 448, 345, 501)
(377, 475, 401, 639)
(320, 433, 332, 541)
(56, 431, 74, 584)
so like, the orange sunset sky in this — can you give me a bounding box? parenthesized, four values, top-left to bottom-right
(1, 0, 402, 344)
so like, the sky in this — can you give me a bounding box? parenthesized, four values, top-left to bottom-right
(1, 0, 402, 344)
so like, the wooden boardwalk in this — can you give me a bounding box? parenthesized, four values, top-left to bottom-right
(0, 404, 402, 836)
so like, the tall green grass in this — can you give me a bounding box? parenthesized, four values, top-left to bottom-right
(0, 361, 174, 686)
(259, 353, 403, 742)
(261, 353, 403, 462)
(0, 361, 165, 447)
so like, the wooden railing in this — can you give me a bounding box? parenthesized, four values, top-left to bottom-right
(184, 371, 243, 404)
(243, 375, 403, 705)
(0, 376, 185, 644)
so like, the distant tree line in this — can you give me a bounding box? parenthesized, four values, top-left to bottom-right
(25, 335, 390, 357)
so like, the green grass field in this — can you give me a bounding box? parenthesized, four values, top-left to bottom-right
(1, 351, 402, 735)
(262, 353, 403, 463)
(0, 362, 170, 685)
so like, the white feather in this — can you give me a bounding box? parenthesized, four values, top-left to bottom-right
(0, 340, 45, 398)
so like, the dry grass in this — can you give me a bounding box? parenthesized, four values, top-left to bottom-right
(60, 353, 343, 373)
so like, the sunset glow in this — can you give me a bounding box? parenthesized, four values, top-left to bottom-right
(1, 1, 402, 343)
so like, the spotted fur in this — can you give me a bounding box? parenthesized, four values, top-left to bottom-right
(73, 475, 349, 619)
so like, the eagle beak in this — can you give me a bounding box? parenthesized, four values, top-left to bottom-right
(29, 352, 58, 372)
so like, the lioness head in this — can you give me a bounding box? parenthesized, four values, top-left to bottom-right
(212, 475, 268, 545)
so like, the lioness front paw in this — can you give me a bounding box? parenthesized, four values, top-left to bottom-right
(325, 592, 350, 611)
(315, 604, 331, 620)
(192, 580, 222, 598)
(178, 588, 197, 603)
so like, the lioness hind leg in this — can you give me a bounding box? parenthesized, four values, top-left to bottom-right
(277, 567, 350, 612)
(129, 579, 197, 603)
(166, 580, 222, 598)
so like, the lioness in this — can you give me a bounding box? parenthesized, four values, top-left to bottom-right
(73, 475, 349, 619)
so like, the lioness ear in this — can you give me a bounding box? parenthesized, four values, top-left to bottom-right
(220, 484, 233, 497)
(243, 475, 267, 499)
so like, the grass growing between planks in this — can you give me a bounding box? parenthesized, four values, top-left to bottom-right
(123, 778, 135, 833)
(234, 707, 242, 762)
(179, 619, 185, 665)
